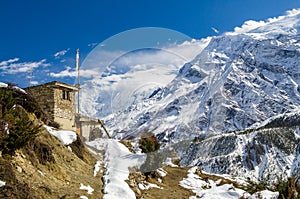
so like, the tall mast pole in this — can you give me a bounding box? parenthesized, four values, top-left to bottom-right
(29, 66, 33, 86)
(76, 48, 80, 114)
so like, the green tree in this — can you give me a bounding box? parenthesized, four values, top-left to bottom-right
(138, 130, 160, 153)
(0, 88, 41, 156)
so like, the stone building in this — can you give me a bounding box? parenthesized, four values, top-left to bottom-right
(25, 81, 78, 130)
(75, 115, 103, 141)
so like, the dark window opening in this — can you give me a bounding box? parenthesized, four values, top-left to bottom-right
(62, 90, 70, 100)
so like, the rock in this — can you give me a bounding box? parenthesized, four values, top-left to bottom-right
(16, 166, 22, 173)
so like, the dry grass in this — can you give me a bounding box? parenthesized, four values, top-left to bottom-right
(1, 128, 103, 199)
(134, 166, 195, 199)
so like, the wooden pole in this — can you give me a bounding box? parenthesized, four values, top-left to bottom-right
(98, 119, 111, 139)
(76, 48, 80, 114)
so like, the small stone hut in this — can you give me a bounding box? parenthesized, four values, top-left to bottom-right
(25, 81, 78, 130)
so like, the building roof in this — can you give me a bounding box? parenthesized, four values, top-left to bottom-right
(25, 81, 79, 91)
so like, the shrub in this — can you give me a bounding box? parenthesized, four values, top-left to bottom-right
(0, 87, 47, 124)
(0, 88, 41, 156)
(138, 130, 160, 153)
(275, 177, 299, 199)
(245, 177, 299, 198)
(0, 106, 41, 156)
(245, 180, 267, 194)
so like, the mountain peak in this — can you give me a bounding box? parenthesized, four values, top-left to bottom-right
(226, 8, 300, 37)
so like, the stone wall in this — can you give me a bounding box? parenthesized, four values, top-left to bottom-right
(75, 115, 103, 141)
(25, 85, 55, 121)
(53, 88, 76, 130)
(25, 82, 77, 131)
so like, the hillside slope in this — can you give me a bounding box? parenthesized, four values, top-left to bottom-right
(0, 85, 103, 198)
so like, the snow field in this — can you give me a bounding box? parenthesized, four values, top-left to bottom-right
(180, 167, 279, 199)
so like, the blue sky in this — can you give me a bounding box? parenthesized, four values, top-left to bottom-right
(1, 0, 300, 87)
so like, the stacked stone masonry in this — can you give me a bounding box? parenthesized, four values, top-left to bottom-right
(25, 81, 78, 130)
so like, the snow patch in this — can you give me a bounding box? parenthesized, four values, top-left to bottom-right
(180, 167, 279, 199)
(80, 184, 94, 195)
(0, 180, 6, 187)
(13, 86, 26, 93)
(94, 161, 101, 177)
(0, 82, 8, 88)
(67, 146, 72, 152)
(38, 170, 45, 177)
(163, 157, 178, 167)
(243, 190, 279, 199)
(44, 125, 77, 145)
(157, 168, 167, 177)
(138, 182, 162, 190)
(0, 82, 26, 93)
(180, 167, 245, 199)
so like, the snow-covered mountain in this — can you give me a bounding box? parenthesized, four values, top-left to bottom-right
(81, 9, 300, 184)
(80, 39, 211, 118)
(100, 10, 300, 141)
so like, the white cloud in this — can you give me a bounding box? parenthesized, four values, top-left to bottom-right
(211, 27, 219, 34)
(30, 81, 39, 85)
(50, 66, 75, 77)
(88, 43, 98, 47)
(226, 8, 300, 35)
(0, 58, 50, 74)
(0, 57, 19, 67)
(54, 48, 70, 58)
(166, 38, 211, 61)
(233, 20, 266, 34)
(49, 66, 100, 78)
(112, 49, 185, 68)
(82, 49, 124, 73)
(82, 38, 210, 78)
